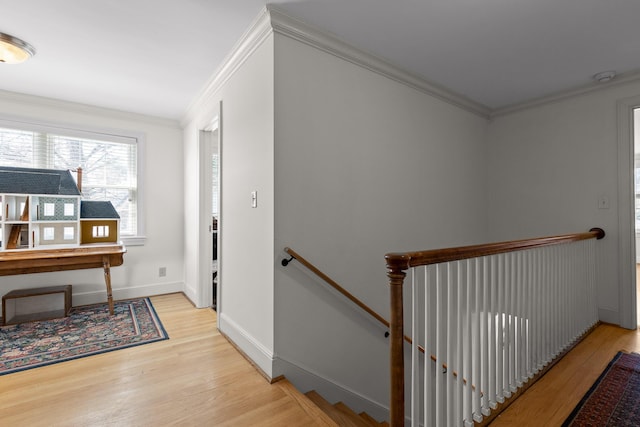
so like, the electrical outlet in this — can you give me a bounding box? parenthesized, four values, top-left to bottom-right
(159, 267, 166, 277)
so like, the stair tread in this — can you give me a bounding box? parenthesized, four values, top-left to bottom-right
(276, 381, 338, 426)
(334, 402, 374, 426)
(306, 391, 370, 427)
(359, 411, 384, 426)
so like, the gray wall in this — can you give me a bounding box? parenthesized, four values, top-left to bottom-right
(273, 32, 489, 414)
(487, 81, 640, 327)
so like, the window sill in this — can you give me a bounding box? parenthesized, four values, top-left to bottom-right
(121, 236, 147, 247)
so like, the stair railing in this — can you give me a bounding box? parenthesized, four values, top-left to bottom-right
(283, 247, 390, 329)
(283, 247, 435, 355)
(283, 246, 479, 418)
(385, 228, 605, 427)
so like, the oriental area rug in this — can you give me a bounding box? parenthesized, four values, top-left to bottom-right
(563, 351, 640, 426)
(0, 298, 168, 375)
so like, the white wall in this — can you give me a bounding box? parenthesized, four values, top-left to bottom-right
(273, 33, 489, 415)
(0, 90, 184, 311)
(487, 80, 640, 326)
(182, 32, 276, 376)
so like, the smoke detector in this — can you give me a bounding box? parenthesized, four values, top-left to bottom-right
(593, 71, 616, 83)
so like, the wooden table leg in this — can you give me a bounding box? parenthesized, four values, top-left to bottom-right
(103, 255, 114, 315)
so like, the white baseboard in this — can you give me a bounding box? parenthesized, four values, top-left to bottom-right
(218, 312, 275, 379)
(72, 281, 183, 307)
(274, 356, 389, 423)
(598, 307, 620, 325)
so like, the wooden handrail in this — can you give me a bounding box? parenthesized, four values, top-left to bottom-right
(384, 228, 605, 427)
(386, 227, 605, 271)
(283, 246, 472, 419)
(283, 247, 391, 328)
(283, 247, 455, 359)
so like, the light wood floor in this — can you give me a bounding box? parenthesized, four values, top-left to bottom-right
(490, 323, 640, 425)
(0, 293, 332, 427)
(2, 293, 639, 426)
(490, 265, 640, 425)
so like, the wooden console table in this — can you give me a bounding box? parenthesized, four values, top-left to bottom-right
(0, 244, 126, 315)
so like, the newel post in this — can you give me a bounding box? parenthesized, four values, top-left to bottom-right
(386, 254, 410, 427)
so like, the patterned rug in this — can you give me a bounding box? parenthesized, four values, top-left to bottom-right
(0, 298, 168, 375)
(563, 351, 640, 426)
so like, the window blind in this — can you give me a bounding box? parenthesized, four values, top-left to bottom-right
(0, 125, 138, 237)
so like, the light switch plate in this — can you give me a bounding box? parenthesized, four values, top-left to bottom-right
(597, 195, 609, 209)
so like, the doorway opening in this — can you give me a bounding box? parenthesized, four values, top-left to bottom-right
(211, 132, 219, 310)
(634, 107, 640, 326)
(198, 120, 220, 312)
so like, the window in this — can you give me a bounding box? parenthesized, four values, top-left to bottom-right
(43, 227, 55, 241)
(64, 227, 75, 240)
(0, 119, 143, 242)
(43, 203, 55, 217)
(93, 225, 109, 238)
(64, 203, 74, 217)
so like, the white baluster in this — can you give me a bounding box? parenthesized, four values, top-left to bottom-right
(481, 256, 491, 415)
(473, 258, 484, 422)
(535, 248, 543, 373)
(525, 249, 533, 379)
(411, 268, 419, 427)
(516, 251, 525, 388)
(463, 259, 473, 426)
(425, 265, 434, 427)
(447, 262, 456, 426)
(496, 254, 505, 403)
(455, 260, 465, 427)
(508, 251, 517, 393)
(435, 264, 446, 427)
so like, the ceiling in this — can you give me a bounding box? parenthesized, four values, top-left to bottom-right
(2, 0, 640, 120)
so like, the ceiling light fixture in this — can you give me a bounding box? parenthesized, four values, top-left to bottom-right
(0, 32, 36, 64)
(593, 71, 616, 83)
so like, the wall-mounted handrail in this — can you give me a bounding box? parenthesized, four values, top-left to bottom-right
(284, 248, 464, 370)
(283, 246, 391, 329)
(385, 227, 605, 427)
(282, 246, 474, 407)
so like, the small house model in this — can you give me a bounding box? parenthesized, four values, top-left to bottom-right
(0, 166, 120, 251)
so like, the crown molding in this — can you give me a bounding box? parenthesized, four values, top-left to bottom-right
(0, 89, 180, 128)
(181, 7, 274, 127)
(181, 6, 491, 126)
(267, 5, 491, 119)
(184, 5, 640, 125)
(491, 70, 640, 118)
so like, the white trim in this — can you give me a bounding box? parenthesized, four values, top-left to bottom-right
(121, 235, 146, 247)
(494, 70, 640, 118)
(0, 89, 180, 128)
(71, 281, 183, 307)
(218, 312, 274, 378)
(274, 356, 389, 423)
(197, 128, 215, 308)
(181, 6, 491, 126)
(215, 100, 223, 314)
(181, 8, 273, 126)
(599, 307, 623, 326)
(0, 114, 142, 145)
(616, 95, 640, 329)
(267, 5, 490, 119)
